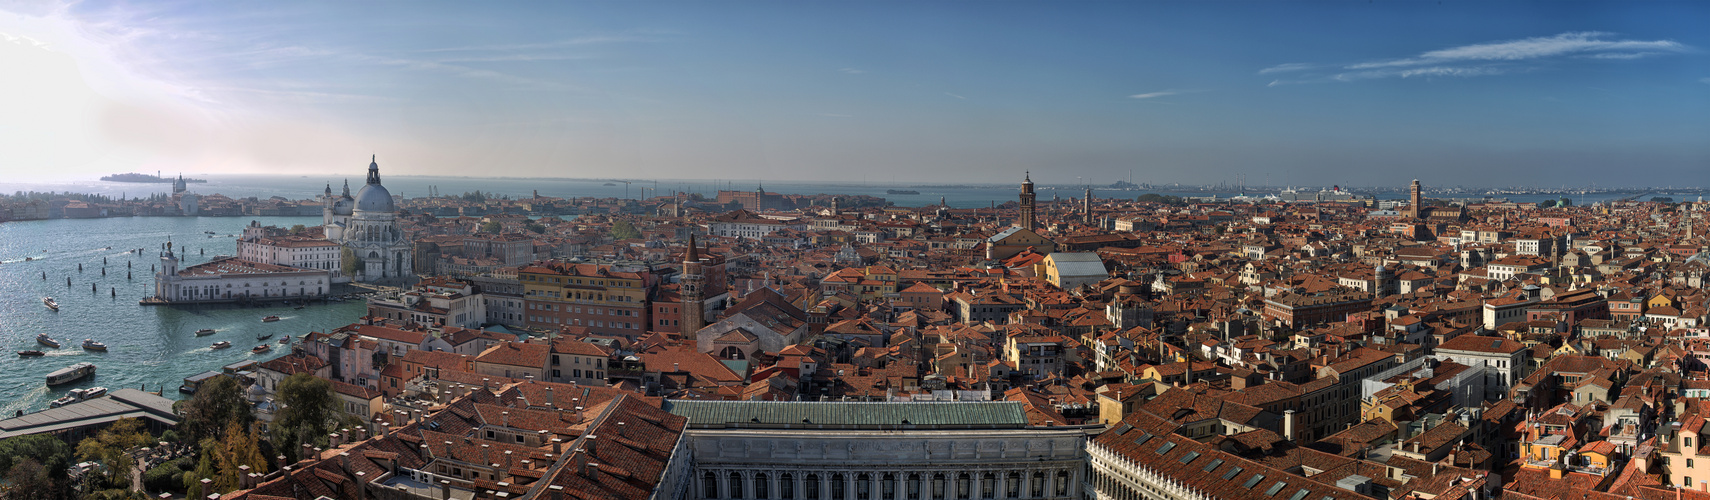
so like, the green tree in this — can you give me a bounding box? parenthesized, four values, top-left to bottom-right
(480, 220, 503, 234)
(273, 374, 337, 462)
(610, 220, 641, 240)
(289, 224, 306, 234)
(1539, 199, 1557, 209)
(75, 418, 153, 487)
(1559, 197, 1573, 207)
(182, 441, 218, 494)
(524, 222, 546, 234)
(3, 458, 55, 500)
(0, 434, 73, 478)
(178, 376, 254, 445)
(341, 246, 362, 278)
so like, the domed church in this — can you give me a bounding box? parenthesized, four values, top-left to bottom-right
(321, 156, 413, 282)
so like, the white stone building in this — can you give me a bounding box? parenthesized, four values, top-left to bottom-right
(235, 221, 347, 283)
(322, 156, 413, 282)
(1432, 334, 1528, 401)
(151, 242, 331, 304)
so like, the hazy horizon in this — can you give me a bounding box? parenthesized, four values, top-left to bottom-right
(2, 1, 1706, 186)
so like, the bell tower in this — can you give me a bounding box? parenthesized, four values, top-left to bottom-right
(681, 235, 706, 336)
(1019, 172, 1036, 230)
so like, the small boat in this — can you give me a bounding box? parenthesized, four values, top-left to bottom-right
(261, 315, 281, 322)
(256, 333, 273, 341)
(46, 362, 96, 385)
(49, 395, 78, 408)
(82, 339, 107, 352)
(211, 341, 232, 349)
(293, 306, 305, 310)
(195, 328, 217, 336)
(279, 337, 290, 344)
(252, 344, 272, 354)
(17, 350, 44, 357)
(43, 297, 58, 311)
(79, 387, 107, 400)
(37, 334, 60, 348)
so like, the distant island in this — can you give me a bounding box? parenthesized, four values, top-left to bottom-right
(100, 173, 207, 183)
(886, 189, 921, 195)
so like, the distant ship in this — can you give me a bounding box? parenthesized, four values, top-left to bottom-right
(99, 172, 207, 183)
(886, 189, 921, 195)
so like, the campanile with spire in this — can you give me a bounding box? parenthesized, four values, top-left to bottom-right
(681, 234, 706, 336)
(1019, 172, 1036, 230)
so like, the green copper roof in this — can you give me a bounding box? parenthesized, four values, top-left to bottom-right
(664, 400, 1029, 429)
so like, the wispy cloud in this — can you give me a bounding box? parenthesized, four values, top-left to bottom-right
(838, 68, 864, 74)
(1700, 77, 1710, 84)
(1268, 32, 1690, 85)
(419, 35, 653, 53)
(944, 92, 965, 100)
(1130, 89, 1209, 101)
(1128, 90, 1178, 100)
(1584, 52, 1662, 60)
(1258, 63, 1314, 74)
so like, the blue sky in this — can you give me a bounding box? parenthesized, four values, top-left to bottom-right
(0, 1, 1705, 187)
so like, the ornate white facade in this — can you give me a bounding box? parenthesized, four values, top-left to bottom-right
(322, 156, 413, 282)
(151, 242, 331, 304)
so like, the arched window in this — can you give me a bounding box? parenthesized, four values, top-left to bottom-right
(1005, 473, 1020, 499)
(1055, 470, 1069, 496)
(956, 474, 970, 499)
(705, 472, 720, 499)
(782, 474, 795, 499)
(806, 474, 821, 500)
(832, 474, 846, 500)
(981, 474, 995, 499)
(731, 472, 745, 499)
(932, 473, 946, 499)
(755, 473, 770, 499)
(1029, 472, 1043, 498)
(882, 473, 896, 500)
(907, 473, 921, 500)
(856, 473, 871, 500)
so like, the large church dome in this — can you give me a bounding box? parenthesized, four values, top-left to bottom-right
(354, 156, 395, 213)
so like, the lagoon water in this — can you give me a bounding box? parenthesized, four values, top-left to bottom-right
(0, 216, 366, 415)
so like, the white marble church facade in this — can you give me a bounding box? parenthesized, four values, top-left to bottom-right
(322, 156, 413, 283)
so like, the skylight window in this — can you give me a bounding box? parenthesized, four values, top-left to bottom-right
(1266, 481, 1288, 496)
(1223, 467, 1244, 480)
(1203, 459, 1224, 472)
(1178, 451, 1200, 464)
(1244, 474, 1266, 489)
(1156, 441, 1177, 454)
